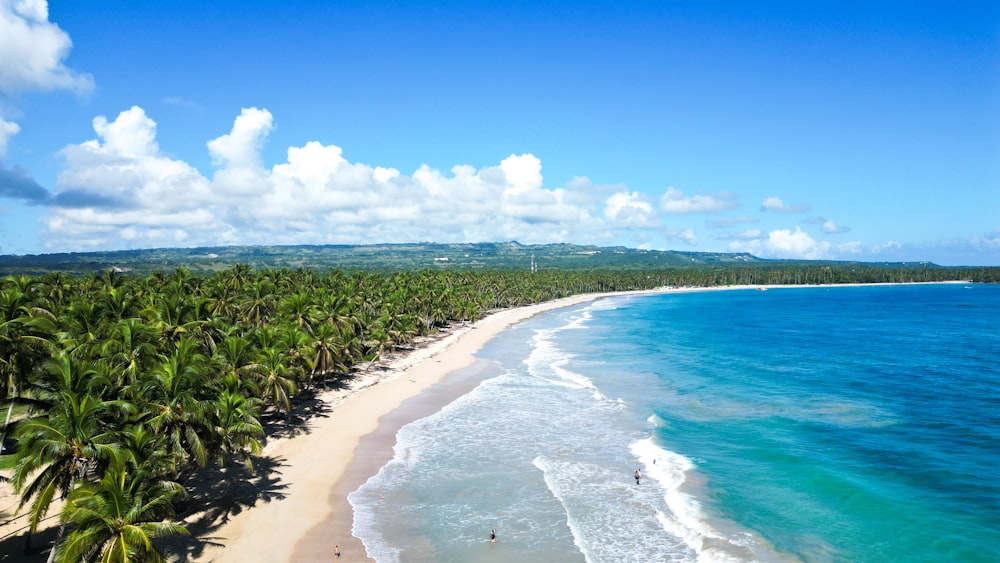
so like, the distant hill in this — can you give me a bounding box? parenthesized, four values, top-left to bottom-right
(0, 241, 942, 276)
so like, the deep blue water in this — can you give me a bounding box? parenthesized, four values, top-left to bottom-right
(350, 284, 1000, 562)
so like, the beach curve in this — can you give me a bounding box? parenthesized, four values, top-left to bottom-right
(186, 291, 637, 562)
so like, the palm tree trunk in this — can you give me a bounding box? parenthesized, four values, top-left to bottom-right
(45, 521, 66, 563)
(1, 403, 13, 453)
(0, 383, 16, 455)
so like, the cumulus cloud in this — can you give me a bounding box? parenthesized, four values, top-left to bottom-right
(40, 106, 653, 250)
(766, 227, 821, 256)
(604, 191, 657, 227)
(207, 107, 275, 197)
(761, 196, 809, 213)
(729, 226, 862, 260)
(0, 0, 93, 94)
(48, 106, 217, 244)
(0, 0, 92, 200)
(57, 106, 211, 211)
(0, 116, 20, 157)
(660, 186, 738, 214)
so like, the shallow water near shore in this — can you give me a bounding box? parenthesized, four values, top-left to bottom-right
(350, 284, 1000, 562)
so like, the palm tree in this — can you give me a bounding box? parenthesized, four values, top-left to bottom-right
(63, 298, 103, 348)
(240, 280, 276, 329)
(308, 322, 345, 383)
(57, 466, 188, 563)
(119, 424, 177, 482)
(254, 348, 296, 414)
(223, 263, 252, 292)
(213, 336, 261, 395)
(278, 291, 316, 336)
(100, 318, 158, 389)
(10, 389, 124, 547)
(207, 377, 263, 471)
(98, 285, 136, 322)
(140, 287, 204, 347)
(135, 340, 212, 473)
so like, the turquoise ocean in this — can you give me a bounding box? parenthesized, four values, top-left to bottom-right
(349, 284, 1000, 562)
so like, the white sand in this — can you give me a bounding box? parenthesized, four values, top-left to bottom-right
(4, 283, 955, 561)
(196, 282, 965, 561)
(188, 291, 638, 562)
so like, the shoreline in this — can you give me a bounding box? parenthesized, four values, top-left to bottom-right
(185, 290, 641, 562)
(173, 282, 975, 561)
(1, 282, 972, 561)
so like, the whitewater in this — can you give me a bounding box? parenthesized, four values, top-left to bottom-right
(350, 284, 1000, 562)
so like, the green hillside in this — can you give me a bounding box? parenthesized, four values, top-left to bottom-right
(0, 241, 764, 276)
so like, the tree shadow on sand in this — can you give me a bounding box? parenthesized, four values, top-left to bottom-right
(160, 374, 367, 560)
(0, 515, 61, 562)
(159, 455, 289, 561)
(259, 373, 363, 441)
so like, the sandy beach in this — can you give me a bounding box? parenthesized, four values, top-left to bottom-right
(180, 291, 635, 562)
(185, 282, 967, 562)
(0, 290, 639, 562)
(2, 283, 963, 562)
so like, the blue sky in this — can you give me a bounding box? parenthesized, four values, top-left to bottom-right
(1, 1, 997, 265)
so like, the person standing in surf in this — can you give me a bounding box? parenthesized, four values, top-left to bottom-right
(490, 529, 497, 543)
(635, 469, 641, 484)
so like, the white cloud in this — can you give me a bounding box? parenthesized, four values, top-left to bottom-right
(767, 227, 820, 256)
(728, 226, 863, 260)
(604, 191, 657, 227)
(499, 153, 543, 194)
(821, 219, 850, 234)
(761, 196, 808, 213)
(41, 106, 647, 250)
(664, 228, 698, 246)
(0, 116, 19, 157)
(0, 0, 92, 194)
(91, 106, 159, 157)
(51, 106, 215, 234)
(0, 0, 92, 94)
(207, 107, 275, 197)
(661, 186, 738, 214)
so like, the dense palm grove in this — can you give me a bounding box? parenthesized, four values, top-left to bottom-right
(0, 266, 680, 561)
(0, 264, 994, 561)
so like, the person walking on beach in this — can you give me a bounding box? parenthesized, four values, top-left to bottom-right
(334, 545, 341, 558)
(490, 529, 497, 543)
(635, 469, 641, 484)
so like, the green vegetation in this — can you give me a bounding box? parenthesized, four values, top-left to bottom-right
(0, 247, 997, 560)
(4, 241, 994, 279)
(0, 266, 684, 560)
